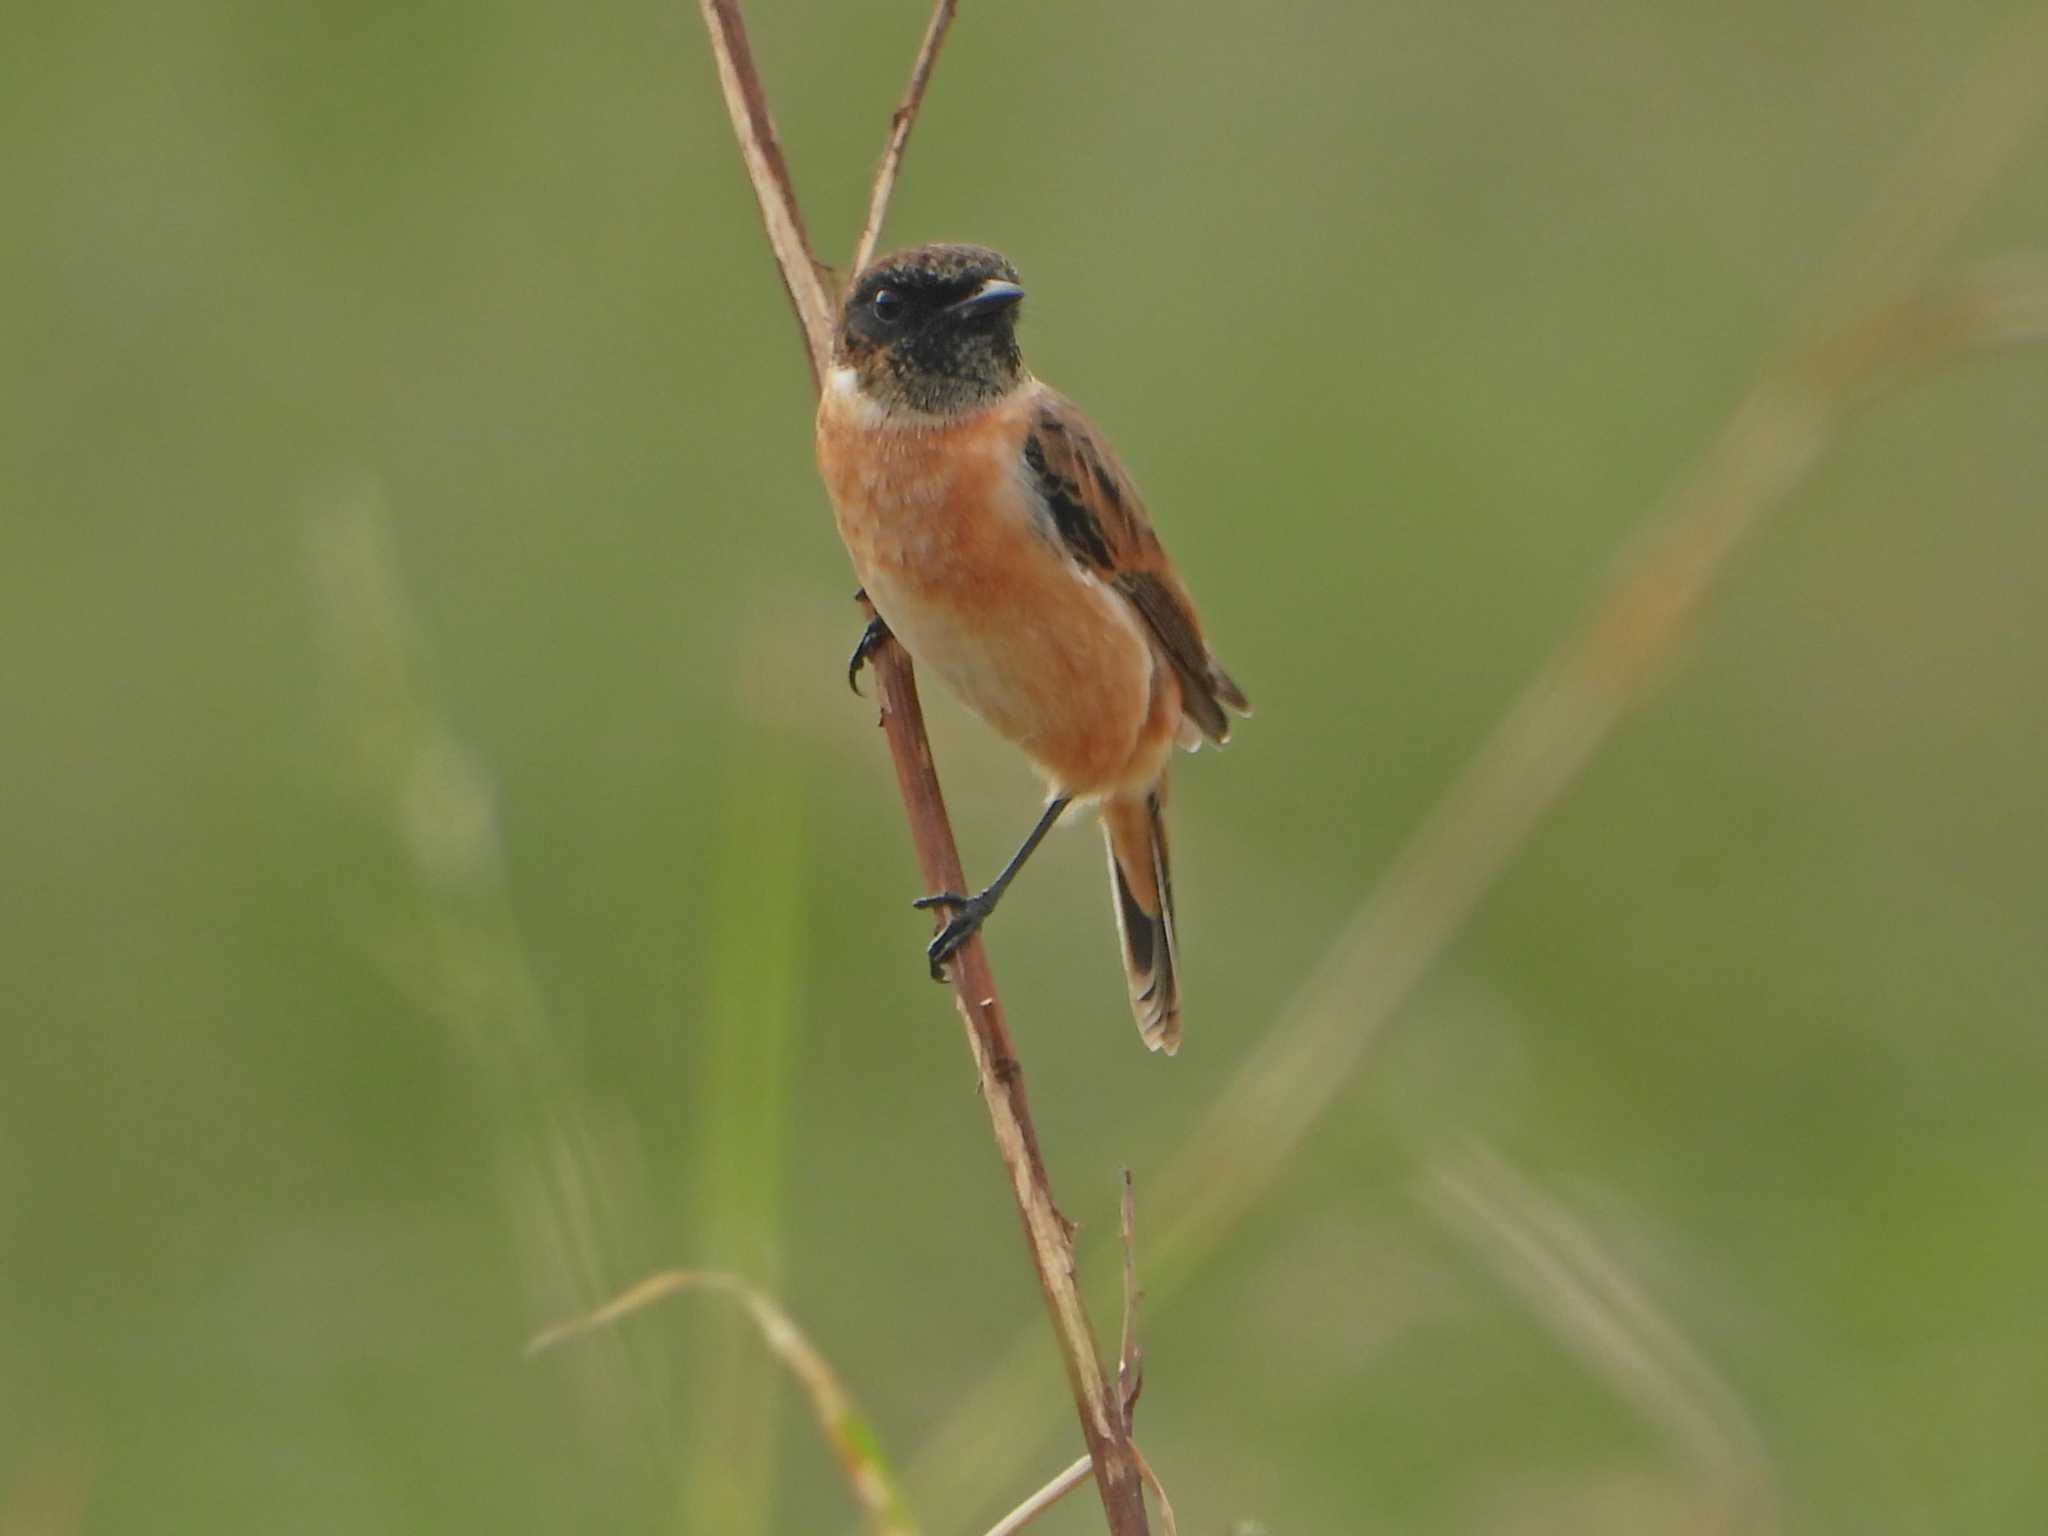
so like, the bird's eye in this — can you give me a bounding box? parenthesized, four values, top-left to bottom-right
(869, 288, 905, 324)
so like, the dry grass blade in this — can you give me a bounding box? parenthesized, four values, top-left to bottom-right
(850, 0, 959, 280)
(982, 1456, 1092, 1536)
(916, 249, 2048, 1529)
(1139, 258, 2048, 1278)
(1790, 6, 2048, 335)
(528, 1270, 916, 1536)
(981, 1441, 1174, 1536)
(1118, 1170, 1143, 1427)
(307, 487, 674, 1463)
(906, 5, 2048, 1505)
(696, 0, 836, 384)
(1132, 1445, 1178, 1536)
(1424, 1143, 1779, 1529)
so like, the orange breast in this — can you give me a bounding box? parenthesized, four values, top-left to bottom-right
(816, 383, 1176, 797)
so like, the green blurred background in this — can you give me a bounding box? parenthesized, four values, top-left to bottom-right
(6, 0, 2047, 1530)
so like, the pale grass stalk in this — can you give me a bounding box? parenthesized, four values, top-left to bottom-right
(686, 729, 808, 1535)
(981, 1444, 1175, 1536)
(1424, 1142, 1778, 1530)
(1117, 1170, 1143, 1427)
(851, 0, 959, 280)
(906, 9, 2048, 1514)
(305, 487, 678, 1474)
(983, 1458, 1092, 1536)
(1132, 1447, 1179, 1536)
(530, 1270, 917, 1536)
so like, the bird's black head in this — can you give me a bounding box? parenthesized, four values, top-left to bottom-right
(836, 243, 1027, 416)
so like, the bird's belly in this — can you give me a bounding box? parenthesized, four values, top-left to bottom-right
(874, 555, 1158, 794)
(821, 417, 1162, 796)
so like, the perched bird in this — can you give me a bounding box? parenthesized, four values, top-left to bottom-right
(815, 243, 1247, 1053)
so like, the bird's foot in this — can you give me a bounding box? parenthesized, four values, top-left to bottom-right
(847, 613, 892, 695)
(912, 888, 995, 981)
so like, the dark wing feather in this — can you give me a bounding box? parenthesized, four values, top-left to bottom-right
(1019, 412, 1126, 571)
(1113, 571, 1231, 742)
(1023, 391, 1250, 743)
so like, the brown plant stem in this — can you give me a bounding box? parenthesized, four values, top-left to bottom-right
(691, 1, 1151, 1529)
(696, 0, 835, 387)
(852, 0, 959, 279)
(862, 610, 1148, 1527)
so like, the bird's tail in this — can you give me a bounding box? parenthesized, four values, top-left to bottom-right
(1101, 788, 1181, 1054)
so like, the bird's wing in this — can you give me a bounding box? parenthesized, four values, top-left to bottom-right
(1022, 389, 1249, 743)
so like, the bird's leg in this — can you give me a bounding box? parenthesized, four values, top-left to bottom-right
(847, 588, 893, 695)
(915, 796, 1072, 981)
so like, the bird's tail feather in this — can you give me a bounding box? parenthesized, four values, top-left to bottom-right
(1102, 788, 1180, 1054)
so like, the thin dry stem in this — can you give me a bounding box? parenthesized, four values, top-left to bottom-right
(692, 1, 1151, 1529)
(916, 252, 2048, 1525)
(906, 7, 2048, 1506)
(528, 1270, 916, 1535)
(851, 0, 959, 280)
(696, 0, 836, 386)
(1131, 1446, 1179, 1536)
(1423, 1144, 1777, 1528)
(984, 1457, 1093, 1536)
(309, 489, 677, 1462)
(863, 621, 1151, 1530)
(983, 1436, 1175, 1536)
(1117, 1170, 1143, 1428)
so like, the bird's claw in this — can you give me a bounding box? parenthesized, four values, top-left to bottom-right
(914, 889, 992, 981)
(847, 593, 892, 695)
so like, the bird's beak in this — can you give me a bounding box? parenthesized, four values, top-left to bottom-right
(949, 279, 1025, 317)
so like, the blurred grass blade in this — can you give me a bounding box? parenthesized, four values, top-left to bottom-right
(908, 253, 2048, 1530)
(529, 1270, 917, 1536)
(1424, 1142, 1778, 1529)
(982, 1457, 1090, 1536)
(905, 3, 2048, 1507)
(1132, 1445, 1177, 1536)
(305, 485, 677, 1470)
(687, 726, 807, 1536)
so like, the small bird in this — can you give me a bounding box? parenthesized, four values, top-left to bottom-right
(815, 243, 1247, 1053)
